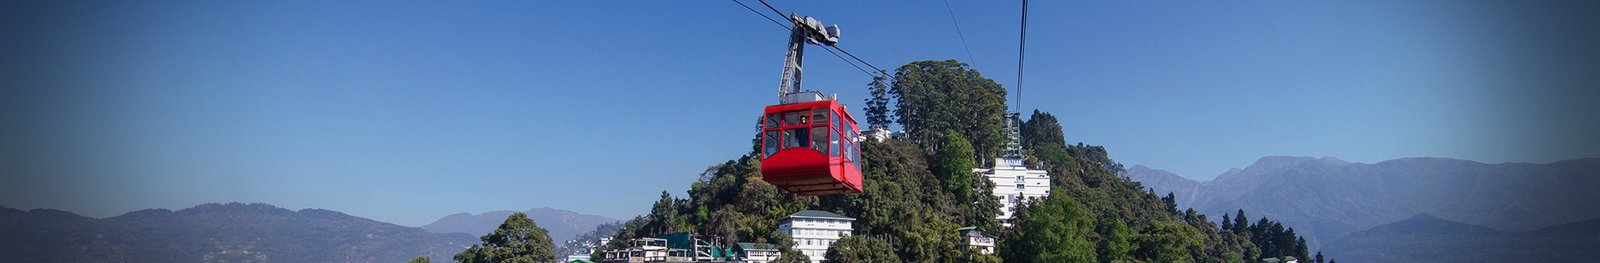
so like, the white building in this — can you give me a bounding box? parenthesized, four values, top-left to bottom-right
(778, 210, 854, 263)
(978, 157, 1051, 226)
(957, 227, 996, 254)
(861, 128, 894, 142)
(599, 237, 668, 263)
(735, 242, 782, 263)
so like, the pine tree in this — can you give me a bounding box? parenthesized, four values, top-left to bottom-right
(1233, 209, 1249, 235)
(1221, 212, 1234, 232)
(864, 71, 892, 131)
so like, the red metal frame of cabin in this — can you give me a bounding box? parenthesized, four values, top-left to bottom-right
(758, 100, 864, 196)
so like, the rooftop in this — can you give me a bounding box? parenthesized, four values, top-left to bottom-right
(737, 242, 780, 251)
(788, 210, 853, 220)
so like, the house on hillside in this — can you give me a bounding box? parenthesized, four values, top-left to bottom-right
(734, 242, 781, 263)
(778, 210, 854, 263)
(957, 226, 996, 254)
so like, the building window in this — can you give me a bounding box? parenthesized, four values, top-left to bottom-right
(1016, 184, 1024, 190)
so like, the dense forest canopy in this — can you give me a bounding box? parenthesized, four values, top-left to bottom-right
(579, 60, 1325, 263)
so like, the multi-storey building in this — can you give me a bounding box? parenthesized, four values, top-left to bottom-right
(777, 210, 854, 263)
(979, 157, 1051, 226)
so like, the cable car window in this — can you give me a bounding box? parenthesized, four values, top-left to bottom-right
(831, 111, 841, 131)
(841, 139, 853, 163)
(849, 129, 861, 163)
(784, 128, 809, 148)
(783, 110, 808, 126)
(765, 114, 780, 129)
(763, 131, 779, 158)
(812, 108, 829, 125)
(829, 129, 841, 156)
(811, 127, 828, 153)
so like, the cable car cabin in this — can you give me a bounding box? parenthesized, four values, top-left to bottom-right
(759, 100, 863, 196)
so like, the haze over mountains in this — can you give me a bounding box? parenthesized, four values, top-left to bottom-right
(0, 203, 624, 262)
(420, 207, 620, 244)
(1126, 156, 1600, 254)
(0, 203, 475, 262)
(1327, 213, 1600, 262)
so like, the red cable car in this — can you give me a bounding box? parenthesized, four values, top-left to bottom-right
(755, 13, 863, 196)
(759, 99, 863, 196)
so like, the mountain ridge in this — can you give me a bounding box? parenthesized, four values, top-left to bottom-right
(420, 207, 621, 245)
(0, 202, 476, 262)
(1125, 156, 1600, 254)
(1327, 213, 1600, 262)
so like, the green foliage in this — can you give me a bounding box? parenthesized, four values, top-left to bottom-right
(772, 250, 810, 263)
(1237, 214, 1309, 260)
(959, 248, 1004, 263)
(642, 191, 688, 236)
(815, 138, 973, 263)
(1000, 189, 1096, 263)
(890, 59, 1008, 160)
(1021, 110, 1065, 148)
(931, 131, 1001, 232)
(407, 256, 430, 263)
(892, 206, 964, 262)
(1133, 220, 1204, 263)
(1096, 216, 1134, 262)
(454, 212, 555, 263)
(823, 235, 900, 263)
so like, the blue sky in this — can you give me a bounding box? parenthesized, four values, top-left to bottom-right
(2, 1, 1595, 226)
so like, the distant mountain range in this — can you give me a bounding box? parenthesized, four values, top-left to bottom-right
(421, 207, 620, 245)
(1326, 213, 1600, 262)
(0, 203, 475, 262)
(1125, 156, 1600, 253)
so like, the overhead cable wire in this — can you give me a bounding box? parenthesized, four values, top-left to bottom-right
(732, 0, 791, 30)
(1015, 0, 1029, 112)
(822, 45, 874, 76)
(828, 46, 885, 76)
(757, 0, 787, 19)
(746, 0, 888, 79)
(942, 0, 978, 66)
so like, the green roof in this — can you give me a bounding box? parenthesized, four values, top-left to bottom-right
(957, 226, 980, 231)
(738, 242, 780, 251)
(789, 210, 853, 220)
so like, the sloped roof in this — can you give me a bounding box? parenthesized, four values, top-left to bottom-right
(738, 242, 780, 251)
(789, 210, 853, 220)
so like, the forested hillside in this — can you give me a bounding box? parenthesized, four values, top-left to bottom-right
(590, 60, 1322, 262)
